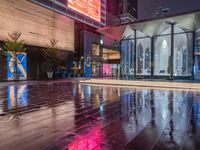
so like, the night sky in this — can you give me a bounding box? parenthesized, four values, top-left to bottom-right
(138, 0, 200, 19)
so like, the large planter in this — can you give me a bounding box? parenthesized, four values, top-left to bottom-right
(13, 72, 20, 80)
(47, 72, 53, 79)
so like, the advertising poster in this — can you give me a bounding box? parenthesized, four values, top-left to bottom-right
(7, 51, 27, 80)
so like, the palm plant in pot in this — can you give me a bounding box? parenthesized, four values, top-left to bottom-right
(43, 39, 61, 79)
(1, 31, 26, 80)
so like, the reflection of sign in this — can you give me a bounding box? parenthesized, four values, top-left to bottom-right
(68, 125, 103, 150)
(7, 52, 27, 80)
(7, 85, 28, 109)
(68, 0, 101, 22)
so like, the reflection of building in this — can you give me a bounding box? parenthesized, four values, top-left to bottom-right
(99, 10, 200, 80)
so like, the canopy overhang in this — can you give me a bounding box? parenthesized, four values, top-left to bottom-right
(98, 10, 200, 41)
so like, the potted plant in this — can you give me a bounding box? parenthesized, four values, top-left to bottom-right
(43, 39, 61, 79)
(1, 31, 26, 80)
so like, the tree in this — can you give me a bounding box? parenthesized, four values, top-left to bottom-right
(1, 31, 27, 78)
(43, 39, 61, 72)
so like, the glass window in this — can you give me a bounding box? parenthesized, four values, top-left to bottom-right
(136, 38, 151, 75)
(92, 44, 100, 56)
(92, 62, 100, 76)
(173, 32, 193, 76)
(154, 35, 171, 76)
(121, 40, 135, 76)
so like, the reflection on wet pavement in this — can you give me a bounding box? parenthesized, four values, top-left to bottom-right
(0, 80, 199, 150)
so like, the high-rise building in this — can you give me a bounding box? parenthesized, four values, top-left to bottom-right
(119, 0, 138, 24)
(106, 0, 138, 25)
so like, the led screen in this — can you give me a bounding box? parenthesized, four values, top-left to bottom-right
(7, 52, 27, 80)
(68, 0, 101, 22)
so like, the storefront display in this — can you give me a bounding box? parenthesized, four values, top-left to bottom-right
(103, 64, 120, 77)
(92, 62, 100, 76)
(121, 25, 193, 78)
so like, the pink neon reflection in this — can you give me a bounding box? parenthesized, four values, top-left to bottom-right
(68, 126, 104, 150)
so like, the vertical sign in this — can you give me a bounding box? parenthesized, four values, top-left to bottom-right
(7, 51, 27, 80)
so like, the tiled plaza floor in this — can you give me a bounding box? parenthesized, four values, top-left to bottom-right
(0, 79, 200, 150)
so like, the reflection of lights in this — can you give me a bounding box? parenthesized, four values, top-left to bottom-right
(118, 88, 121, 97)
(72, 87, 77, 96)
(86, 85, 92, 94)
(7, 85, 28, 109)
(0, 100, 3, 115)
(161, 109, 168, 119)
(100, 105, 104, 112)
(78, 84, 82, 93)
(68, 125, 103, 150)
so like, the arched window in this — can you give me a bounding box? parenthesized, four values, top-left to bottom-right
(154, 34, 171, 76)
(136, 38, 151, 75)
(154, 25, 193, 77)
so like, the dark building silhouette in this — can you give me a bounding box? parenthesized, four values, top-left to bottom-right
(107, 0, 138, 25)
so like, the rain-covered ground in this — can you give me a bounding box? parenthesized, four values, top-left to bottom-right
(0, 79, 199, 150)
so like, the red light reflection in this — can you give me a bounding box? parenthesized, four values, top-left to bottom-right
(68, 126, 104, 150)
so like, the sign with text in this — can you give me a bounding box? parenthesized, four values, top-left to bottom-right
(68, 0, 101, 22)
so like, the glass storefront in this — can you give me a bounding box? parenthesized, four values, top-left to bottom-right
(194, 29, 200, 80)
(154, 35, 171, 76)
(120, 25, 194, 79)
(102, 64, 120, 77)
(173, 32, 193, 76)
(136, 38, 151, 76)
(121, 40, 135, 76)
(92, 61, 100, 76)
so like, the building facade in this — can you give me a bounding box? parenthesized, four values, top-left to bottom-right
(0, 0, 112, 80)
(106, 0, 138, 25)
(119, 0, 138, 24)
(99, 10, 200, 80)
(0, 0, 75, 80)
(30, 0, 107, 28)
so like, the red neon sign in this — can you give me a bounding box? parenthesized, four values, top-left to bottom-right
(68, 0, 101, 22)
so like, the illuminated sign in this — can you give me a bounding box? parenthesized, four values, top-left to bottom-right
(7, 52, 27, 80)
(68, 0, 101, 22)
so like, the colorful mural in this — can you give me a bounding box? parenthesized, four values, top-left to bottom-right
(7, 51, 27, 80)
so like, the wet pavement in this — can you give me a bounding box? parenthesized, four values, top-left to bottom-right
(0, 79, 200, 150)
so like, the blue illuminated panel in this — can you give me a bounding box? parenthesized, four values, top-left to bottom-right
(7, 52, 27, 80)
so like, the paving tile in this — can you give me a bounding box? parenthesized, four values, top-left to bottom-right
(0, 79, 198, 150)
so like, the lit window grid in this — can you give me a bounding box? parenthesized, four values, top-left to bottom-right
(29, 0, 106, 28)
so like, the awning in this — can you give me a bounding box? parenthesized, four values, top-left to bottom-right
(98, 9, 200, 41)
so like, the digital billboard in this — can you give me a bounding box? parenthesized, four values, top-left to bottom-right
(68, 0, 101, 22)
(7, 52, 27, 80)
